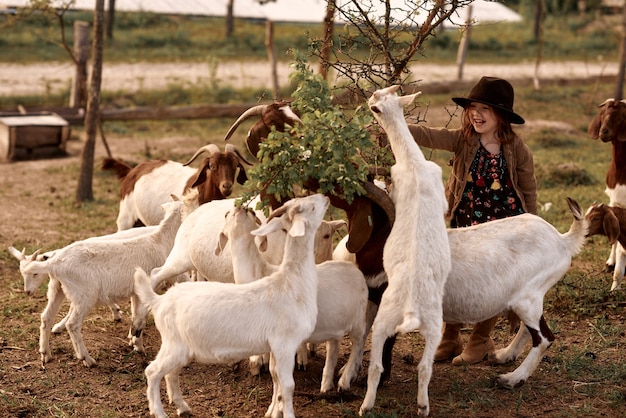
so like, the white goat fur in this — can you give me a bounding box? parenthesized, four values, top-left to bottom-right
(444, 199, 585, 373)
(216, 207, 367, 391)
(337, 201, 589, 396)
(117, 161, 196, 229)
(8, 225, 158, 333)
(360, 86, 451, 417)
(150, 196, 345, 289)
(133, 194, 329, 418)
(14, 199, 186, 367)
(360, 87, 589, 417)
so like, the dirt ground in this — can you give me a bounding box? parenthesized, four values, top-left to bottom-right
(0, 59, 619, 96)
(0, 63, 625, 417)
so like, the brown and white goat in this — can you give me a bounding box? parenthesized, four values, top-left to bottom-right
(588, 98, 626, 272)
(223, 101, 302, 159)
(585, 202, 626, 291)
(102, 143, 251, 230)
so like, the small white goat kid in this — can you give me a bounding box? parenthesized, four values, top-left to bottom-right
(360, 86, 451, 417)
(216, 206, 367, 391)
(134, 194, 329, 418)
(9, 226, 158, 333)
(14, 199, 185, 367)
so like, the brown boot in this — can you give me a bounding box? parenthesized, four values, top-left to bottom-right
(434, 323, 463, 362)
(452, 316, 498, 366)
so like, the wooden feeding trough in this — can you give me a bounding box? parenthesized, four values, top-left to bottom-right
(0, 112, 71, 162)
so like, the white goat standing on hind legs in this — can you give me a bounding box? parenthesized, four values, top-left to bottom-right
(360, 86, 451, 417)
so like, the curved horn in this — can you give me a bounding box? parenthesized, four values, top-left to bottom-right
(223, 104, 268, 141)
(183, 144, 221, 166)
(225, 143, 253, 166)
(598, 98, 615, 107)
(362, 181, 395, 226)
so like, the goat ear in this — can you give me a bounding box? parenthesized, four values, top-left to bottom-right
(8, 246, 25, 261)
(288, 216, 307, 237)
(189, 162, 209, 188)
(618, 108, 626, 142)
(246, 122, 267, 158)
(398, 91, 422, 108)
(215, 232, 228, 256)
(255, 235, 268, 252)
(236, 165, 248, 185)
(604, 210, 620, 245)
(251, 216, 284, 237)
(346, 200, 374, 253)
(328, 219, 348, 233)
(587, 118, 600, 139)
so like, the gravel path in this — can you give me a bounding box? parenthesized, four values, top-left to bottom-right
(0, 58, 619, 96)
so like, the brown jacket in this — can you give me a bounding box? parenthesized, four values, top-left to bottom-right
(407, 124, 538, 218)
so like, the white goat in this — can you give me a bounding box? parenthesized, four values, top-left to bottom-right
(9, 226, 159, 333)
(14, 199, 185, 367)
(439, 198, 587, 387)
(133, 194, 329, 418)
(216, 206, 367, 391)
(360, 86, 451, 417)
(150, 196, 344, 289)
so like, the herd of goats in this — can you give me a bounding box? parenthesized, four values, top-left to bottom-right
(8, 88, 626, 417)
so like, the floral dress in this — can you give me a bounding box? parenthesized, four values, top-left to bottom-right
(453, 144, 525, 228)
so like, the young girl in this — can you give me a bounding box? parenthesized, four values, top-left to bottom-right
(408, 76, 537, 365)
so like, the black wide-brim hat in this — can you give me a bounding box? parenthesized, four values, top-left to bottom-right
(452, 76, 525, 124)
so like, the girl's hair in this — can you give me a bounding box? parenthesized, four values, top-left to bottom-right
(460, 105, 519, 145)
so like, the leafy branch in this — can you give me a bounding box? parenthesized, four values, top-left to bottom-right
(238, 51, 375, 213)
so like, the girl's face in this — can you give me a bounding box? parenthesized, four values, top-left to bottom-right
(467, 102, 498, 137)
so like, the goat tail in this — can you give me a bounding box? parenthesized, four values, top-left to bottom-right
(101, 157, 132, 179)
(563, 197, 589, 256)
(133, 267, 160, 311)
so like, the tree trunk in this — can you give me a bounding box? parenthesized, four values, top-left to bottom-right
(319, 0, 335, 80)
(456, 5, 472, 81)
(76, 0, 104, 203)
(533, 0, 542, 40)
(226, 0, 234, 37)
(70, 21, 90, 108)
(265, 19, 279, 99)
(106, 0, 116, 40)
(533, 0, 545, 90)
(615, 4, 626, 100)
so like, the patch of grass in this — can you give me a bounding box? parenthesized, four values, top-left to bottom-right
(536, 162, 598, 189)
(0, 9, 620, 65)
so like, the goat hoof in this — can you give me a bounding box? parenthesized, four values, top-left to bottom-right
(40, 352, 52, 364)
(496, 375, 525, 389)
(603, 264, 615, 273)
(417, 404, 429, 416)
(81, 357, 97, 367)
